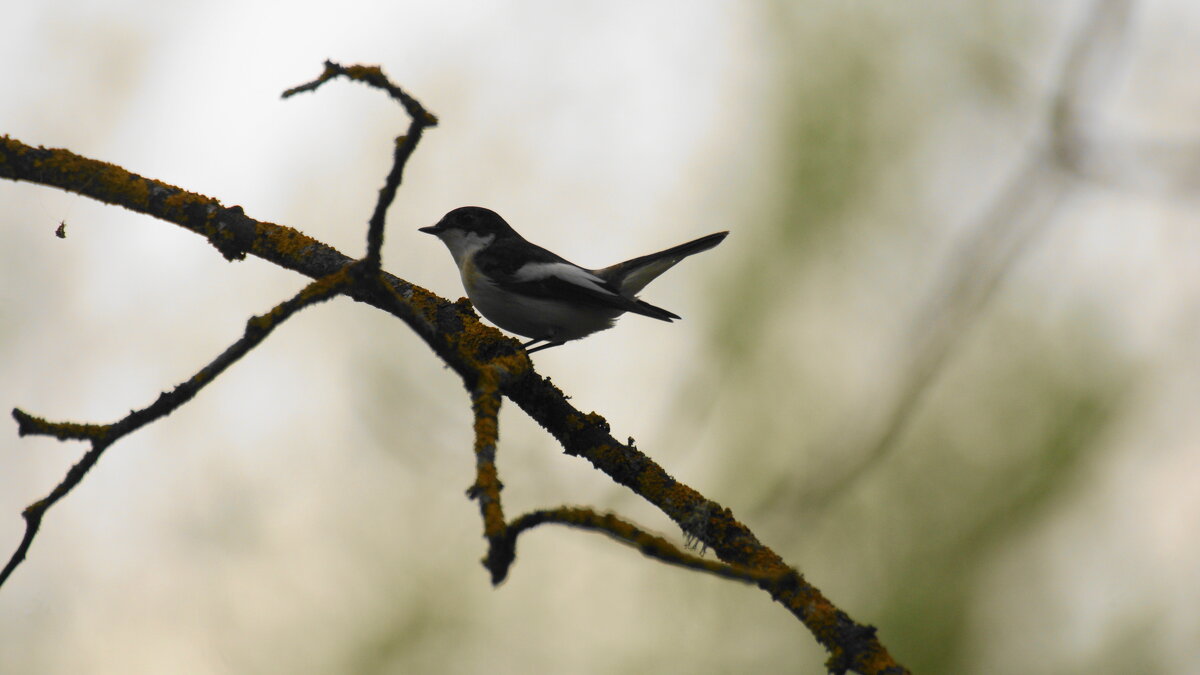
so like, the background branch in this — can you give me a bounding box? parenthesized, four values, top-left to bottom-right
(806, 0, 1138, 504)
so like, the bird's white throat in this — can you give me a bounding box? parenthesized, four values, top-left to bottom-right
(436, 230, 495, 267)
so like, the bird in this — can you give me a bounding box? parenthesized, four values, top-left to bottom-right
(420, 206, 728, 354)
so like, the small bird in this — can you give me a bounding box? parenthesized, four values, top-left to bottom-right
(420, 206, 728, 353)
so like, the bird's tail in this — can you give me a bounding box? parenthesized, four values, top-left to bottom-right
(597, 231, 729, 296)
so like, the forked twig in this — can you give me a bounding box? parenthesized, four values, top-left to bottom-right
(1, 270, 351, 587)
(283, 60, 439, 269)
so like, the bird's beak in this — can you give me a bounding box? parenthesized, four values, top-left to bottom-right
(418, 223, 442, 235)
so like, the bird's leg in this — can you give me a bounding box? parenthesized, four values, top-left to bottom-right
(524, 340, 564, 355)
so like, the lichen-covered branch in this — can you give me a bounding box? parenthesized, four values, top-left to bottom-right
(468, 376, 509, 583)
(493, 506, 790, 587)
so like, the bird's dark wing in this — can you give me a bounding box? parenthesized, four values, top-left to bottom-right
(476, 238, 681, 321)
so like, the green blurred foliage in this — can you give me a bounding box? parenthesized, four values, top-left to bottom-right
(691, 2, 1143, 672)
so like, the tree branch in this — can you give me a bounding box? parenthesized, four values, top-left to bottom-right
(282, 60, 439, 270)
(1, 270, 349, 588)
(468, 375, 509, 583)
(494, 506, 791, 587)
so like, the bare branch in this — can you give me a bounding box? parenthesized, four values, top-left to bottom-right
(494, 506, 790, 587)
(0, 135, 467, 358)
(468, 376, 509, 583)
(283, 60, 439, 270)
(0, 270, 351, 588)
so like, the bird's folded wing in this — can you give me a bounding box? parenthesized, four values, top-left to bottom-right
(506, 262, 679, 321)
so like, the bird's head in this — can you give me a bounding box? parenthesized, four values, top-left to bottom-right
(420, 206, 519, 264)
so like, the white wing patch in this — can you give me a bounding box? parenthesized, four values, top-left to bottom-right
(513, 262, 617, 296)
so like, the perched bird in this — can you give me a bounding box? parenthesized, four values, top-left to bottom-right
(420, 206, 728, 353)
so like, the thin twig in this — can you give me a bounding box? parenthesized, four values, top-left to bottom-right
(493, 506, 791, 587)
(283, 60, 439, 270)
(0, 270, 351, 588)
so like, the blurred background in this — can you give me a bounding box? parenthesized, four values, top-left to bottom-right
(2, 1, 1198, 672)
